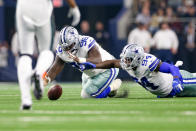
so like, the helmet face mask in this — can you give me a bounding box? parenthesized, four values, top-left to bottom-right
(61, 42, 76, 51)
(59, 26, 79, 52)
(120, 57, 132, 69)
(120, 44, 144, 70)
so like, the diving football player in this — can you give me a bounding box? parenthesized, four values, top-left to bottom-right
(79, 44, 196, 98)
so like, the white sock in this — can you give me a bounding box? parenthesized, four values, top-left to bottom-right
(17, 55, 33, 106)
(110, 79, 122, 91)
(35, 50, 54, 76)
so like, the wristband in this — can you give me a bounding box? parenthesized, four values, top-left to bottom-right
(78, 57, 86, 63)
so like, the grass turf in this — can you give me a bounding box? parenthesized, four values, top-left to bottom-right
(0, 82, 196, 131)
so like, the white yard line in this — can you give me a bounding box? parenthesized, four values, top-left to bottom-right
(1, 110, 195, 116)
(182, 111, 196, 115)
(0, 115, 186, 123)
(0, 94, 20, 96)
(0, 110, 141, 115)
(17, 116, 132, 122)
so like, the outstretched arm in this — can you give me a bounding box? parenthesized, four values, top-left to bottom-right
(79, 59, 121, 71)
(95, 59, 121, 69)
(43, 56, 65, 85)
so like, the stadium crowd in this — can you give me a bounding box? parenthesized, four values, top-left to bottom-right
(0, 0, 196, 82)
(129, 0, 196, 72)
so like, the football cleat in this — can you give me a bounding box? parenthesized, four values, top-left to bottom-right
(32, 73, 43, 100)
(108, 90, 117, 97)
(21, 104, 32, 110)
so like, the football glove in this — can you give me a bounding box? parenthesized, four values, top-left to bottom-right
(172, 78, 184, 94)
(79, 62, 96, 71)
(69, 62, 81, 69)
(67, 6, 81, 26)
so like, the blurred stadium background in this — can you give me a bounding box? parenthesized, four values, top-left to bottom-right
(0, 0, 196, 82)
(1, 0, 196, 130)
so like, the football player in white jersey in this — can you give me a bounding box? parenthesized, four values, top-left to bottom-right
(78, 44, 196, 98)
(43, 26, 122, 99)
(16, 0, 81, 110)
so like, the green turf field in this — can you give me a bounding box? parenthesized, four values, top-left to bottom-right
(0, 82, 196, 131)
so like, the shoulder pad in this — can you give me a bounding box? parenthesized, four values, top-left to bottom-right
(79, 36, 96, 49)
(56, 44, 63, 55)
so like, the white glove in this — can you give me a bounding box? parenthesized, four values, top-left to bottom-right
(67, 6, 81, 26)
(175, 61, 183, 67)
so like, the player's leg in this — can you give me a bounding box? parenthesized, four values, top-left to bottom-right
(94, 68, 120, 98)
(108, 78, 122, 97)
(80, 73, 93, 98)
(17, 55, 33, 109)
(33, 17, 55, 99)
(81, 89, 92, 98)
(35, 15, 55, 52)
(35, 16, 55, 75)
(81, 68, 120, 98)
(16, 12, 35, 109)
(177, 70, 196, 97)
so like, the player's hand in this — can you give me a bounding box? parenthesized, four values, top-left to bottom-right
(172, 78, 184, 94)
(67, 6, 81, 26)
(43, 78, 49, 87)
(69, 62, 86, 72)
(67, 51, 79, 62)
(42, 72, 50, 86)
(79, 62, 96, 71)
(70, 62, 80, 68)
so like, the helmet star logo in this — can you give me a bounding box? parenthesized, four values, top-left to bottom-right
(134, 50, 138, 53)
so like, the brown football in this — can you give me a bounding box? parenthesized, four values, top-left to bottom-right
(47, 84, 62, 100)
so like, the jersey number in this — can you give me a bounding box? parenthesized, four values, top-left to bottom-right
(80, 37, 89, 47)
(57, 46, 63, 53)
(142, 56, 152, 66)
(139, 77, 159, 90)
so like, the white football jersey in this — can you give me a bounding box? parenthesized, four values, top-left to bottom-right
(123, 53, 173, 97)
(56, 35, 115, 77)
(16, 0, 53, 26)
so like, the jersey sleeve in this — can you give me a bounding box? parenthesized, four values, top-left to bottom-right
(55, 44, 74, 63)
(148, 55, 161, 72)
(143, 54, 160, 72)
(79, 36, 96, 54)
(56, 44, 63, 56)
